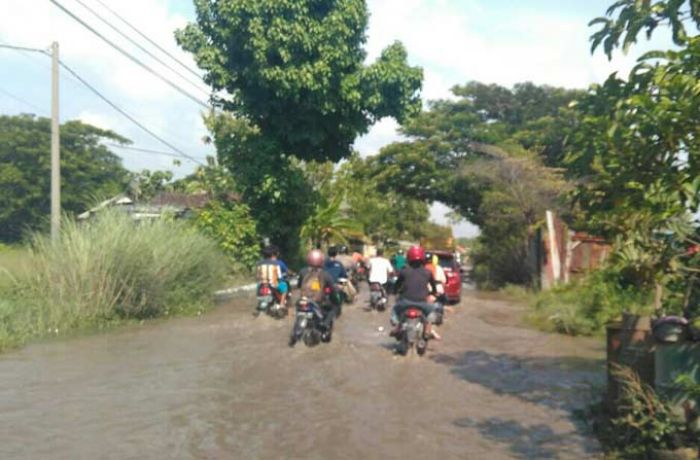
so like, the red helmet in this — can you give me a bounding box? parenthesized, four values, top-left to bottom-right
(306, 249, 325, 268)
(407, 245, 425, 263)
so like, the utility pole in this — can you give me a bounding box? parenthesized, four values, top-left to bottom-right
(51, 41, 60, 240)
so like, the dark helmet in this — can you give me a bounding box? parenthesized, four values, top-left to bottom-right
(338, 245, 349, 254)
(407, 245, 425, 263)
(306, 249, 325, 268)
(424, 251, 433, 262)
(327, 246, 338, 257)
(262, 245, 275, 258)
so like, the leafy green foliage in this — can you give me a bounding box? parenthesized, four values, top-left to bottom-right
(0, 114, 131, 242)
(333, 154, 431, 243)
(300, 194, 362, 248)
(195, 200, 261, 271)
(372, 82, 579, 287)
(177, 0, 422, 162)
(588, 365, 691, 459)
(569, 2, 700, 302)
(528, 268, 653, 335)
(589, 0, 700, 57)
(0, 211, 227, 350)
(128, 169, 174, 202)
(203, 112, 313, 259)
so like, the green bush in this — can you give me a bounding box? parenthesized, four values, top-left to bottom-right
(528, 268, 653, 335)
(0, 211, 228, 350)
(194, 200, 260, 272)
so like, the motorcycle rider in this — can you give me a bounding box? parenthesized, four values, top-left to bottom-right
(390, 245, 441, 340)
(270, 245, 290, 308)
(256, 245, 286, 309)
(325, 246, 352, 304)
(336, 245, 358, 299)
(368, 247, 393, 298)
(424, 251, 447, 303)
(392, 249, 407, 271)
(297, 248, 338, 332)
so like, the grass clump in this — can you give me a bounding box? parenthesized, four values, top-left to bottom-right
(585, 365, 698, 459)
(0, 211, 228, 350)
(527, 268, 653, 336)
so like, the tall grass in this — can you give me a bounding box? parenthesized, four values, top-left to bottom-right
(0, 211, 228, 350)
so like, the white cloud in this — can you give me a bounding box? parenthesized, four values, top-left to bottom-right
(354, 117, 402, 157)
(0, 0, 678, 230)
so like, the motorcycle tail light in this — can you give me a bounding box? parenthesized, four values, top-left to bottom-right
(324, 286, 333, 295)
(406, 308, 421, 319)
(259, 284, 272, 296)
(298, 300, 309, 311)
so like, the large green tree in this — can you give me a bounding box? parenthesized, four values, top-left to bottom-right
(566, 0, 700, 299)
(373, 82, 581, 225)
(203, 112, 313, 260)
(176, 0, 422, 162)
(371, 82, 578, 286)
(0, 115, 130, 242)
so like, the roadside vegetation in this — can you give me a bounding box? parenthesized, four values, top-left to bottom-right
(0, 211, 227, 351)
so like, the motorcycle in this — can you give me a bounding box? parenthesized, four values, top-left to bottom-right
(337, 277, 355, 304)
(394, 306, 429, 356)
(289, 290, 335, 348)
(387, 271, 399, 295)
(255, 283, 287, 319)
(353, 262, 368, 290)
(369, 282, 388, 311)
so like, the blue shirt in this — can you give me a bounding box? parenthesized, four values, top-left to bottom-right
(276, 259, 289, 275)
(324, 258, 347, 283)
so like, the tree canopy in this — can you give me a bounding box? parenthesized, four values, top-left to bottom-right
(177, 0, 422, 162)
(0, 114, 130, 242)
(564, 0, 700, 297)
(370, 82, 577, 286)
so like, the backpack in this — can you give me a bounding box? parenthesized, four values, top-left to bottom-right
(300, 268, 325, 304)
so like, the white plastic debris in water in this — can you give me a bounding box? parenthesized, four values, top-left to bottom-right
(377, 326, 384, 332)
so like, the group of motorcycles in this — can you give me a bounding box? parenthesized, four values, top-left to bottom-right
(255, 262, 443, 356)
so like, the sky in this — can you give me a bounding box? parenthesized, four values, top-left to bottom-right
(0, 0, 675, 238)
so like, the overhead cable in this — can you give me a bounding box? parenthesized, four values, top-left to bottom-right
(59, 59, 205, 165)
(49, 0, 210, 109)
(72, 0, 209, 97)
(91, 0, 204, 80)
(0, 86, 46, 113)
(105, 142, 202, 162)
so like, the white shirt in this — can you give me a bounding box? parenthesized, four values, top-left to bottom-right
(368, 257, 393, 284)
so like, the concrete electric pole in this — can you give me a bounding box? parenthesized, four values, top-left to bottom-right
(51, 41, 60, 240)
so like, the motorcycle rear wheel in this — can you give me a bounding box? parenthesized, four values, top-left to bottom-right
(303, 329, 321, 347)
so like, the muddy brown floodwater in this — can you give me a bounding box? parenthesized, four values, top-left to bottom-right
(0, 286, 605, 459)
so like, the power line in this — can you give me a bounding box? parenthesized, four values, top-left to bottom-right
(105, 142, 202, 162)
(58, 59, 205, 166)
(91, 0, 204, 81)
(4, 45, 197, 146)
(0, 43, 48, 55)
(0, 86, 46, 114)
(72, 0, 209, 97)
(0, 42, 206, 165)
(49, 0, 210, 109)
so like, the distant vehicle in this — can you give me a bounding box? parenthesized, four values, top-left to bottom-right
(368, 282, 387, 311)
(431, 250, 462, 304)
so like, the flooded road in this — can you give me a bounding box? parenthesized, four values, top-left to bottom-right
(0, 287, 604, 459)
